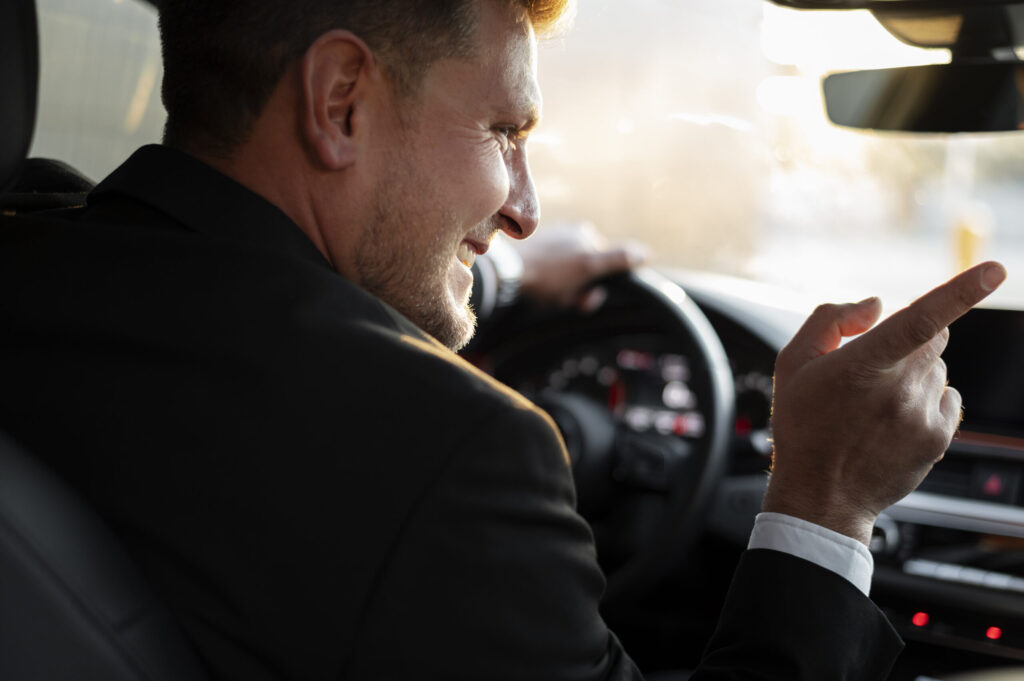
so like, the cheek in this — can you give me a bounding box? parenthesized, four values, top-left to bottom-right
(445, 141, 510, 218)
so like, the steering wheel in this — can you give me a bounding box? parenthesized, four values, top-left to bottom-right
(469, 268, 734, 609)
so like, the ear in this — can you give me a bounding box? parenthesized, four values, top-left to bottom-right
(300, 30, 376, 170)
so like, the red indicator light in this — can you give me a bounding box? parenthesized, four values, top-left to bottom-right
(673, 415, 688, 436)
(911, 612, 930, 627)
(983, 474, 1005, 498)
(986, 627, 1003, 641)
(735, 415, 752, 436)
(607, 381, 624, 410)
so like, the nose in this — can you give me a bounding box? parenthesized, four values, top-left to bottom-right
(498, 147, 539, 240)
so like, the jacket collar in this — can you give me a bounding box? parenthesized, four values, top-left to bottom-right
(89, 144, 332, 270)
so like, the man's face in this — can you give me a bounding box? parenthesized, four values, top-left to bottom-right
(353, 2, 541, 350)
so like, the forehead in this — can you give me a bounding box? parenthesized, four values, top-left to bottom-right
(419, 2, 541, 123)
(498, 21, 542, 122)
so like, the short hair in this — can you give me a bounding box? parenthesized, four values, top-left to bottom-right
(157, 0, 572, 155)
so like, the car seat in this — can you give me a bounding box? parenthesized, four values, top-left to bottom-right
(0, 0, 38, 198)
(1, 157, 94, 214)
(0, 0, 209, 678)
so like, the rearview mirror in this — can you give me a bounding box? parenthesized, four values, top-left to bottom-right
(823, 62, 1024, 133)
(770, 0, 1013, 9)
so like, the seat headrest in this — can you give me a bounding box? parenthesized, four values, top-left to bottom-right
(0, 0, 39, 197)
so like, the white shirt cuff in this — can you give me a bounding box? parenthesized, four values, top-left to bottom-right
(748, 512, 874, 596)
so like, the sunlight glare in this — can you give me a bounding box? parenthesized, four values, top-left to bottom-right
(756, 76, 820, 119)
(761, 5, 949, 77)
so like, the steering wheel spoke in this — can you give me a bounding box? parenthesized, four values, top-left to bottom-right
(612, 429, 694, 492)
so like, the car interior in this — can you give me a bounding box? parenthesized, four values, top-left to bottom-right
(6, 0, 1024, 680)
(0, 3, 210, 679)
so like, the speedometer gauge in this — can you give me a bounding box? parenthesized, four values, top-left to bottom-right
(528, 340, 706, 440)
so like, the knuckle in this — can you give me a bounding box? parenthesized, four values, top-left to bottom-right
(918, 352, 946, 381)
(929, 327, 950, 356)
(926, 427, 954, 459)
(886, 384, 915, 417)
(872, 374, 918, 420)
(812, 303, 839, 319)
(945, 385, 963, 410)
(943, 386, 965, 425)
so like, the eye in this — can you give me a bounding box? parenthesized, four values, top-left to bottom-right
(494, 126, 524, 154)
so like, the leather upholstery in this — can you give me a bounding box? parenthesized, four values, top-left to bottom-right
(1, 157, 95, 214)
(0, 431, 211, 680)
(0, 1, 209, 677)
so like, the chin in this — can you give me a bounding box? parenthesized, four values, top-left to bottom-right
(399, 278, 476, 351)
(426, 270, 476, 351)
(356, 247, 477, 351)
(431, 302, 477, 352)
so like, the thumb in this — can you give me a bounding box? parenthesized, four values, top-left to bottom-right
(775, 297, 883, 384)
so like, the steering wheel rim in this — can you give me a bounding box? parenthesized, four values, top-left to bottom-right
(599, 269, 734, 607)
(473, 268, 734, 608)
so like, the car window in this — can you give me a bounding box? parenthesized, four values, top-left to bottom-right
(28, 0, 1024, 311)
(531, 0, 1024, 311)
(29, 0, 165, 182)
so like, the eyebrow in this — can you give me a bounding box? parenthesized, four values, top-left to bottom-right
(511, 95, 542, 132)
(522, 109, 541, 133)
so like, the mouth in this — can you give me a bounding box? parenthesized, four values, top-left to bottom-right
(456, 239, 488, 269)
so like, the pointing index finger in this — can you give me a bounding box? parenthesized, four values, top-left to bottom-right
(852, 261, 1006, 367)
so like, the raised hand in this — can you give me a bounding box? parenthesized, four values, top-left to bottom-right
(764, 261, 1007, 545)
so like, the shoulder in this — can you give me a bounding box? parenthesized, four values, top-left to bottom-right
(396, 333, 560, 431)
(288, 315, 572, 476)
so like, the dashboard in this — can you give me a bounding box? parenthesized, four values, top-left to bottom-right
(473, 269, 1024, 678)
(686, 277, 1024, 678)
(877, 308, 1024, 670)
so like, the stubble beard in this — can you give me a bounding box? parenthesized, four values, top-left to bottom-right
(355, 177, 478, 352)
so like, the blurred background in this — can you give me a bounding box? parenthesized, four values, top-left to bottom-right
(29, 0, 1024, 311)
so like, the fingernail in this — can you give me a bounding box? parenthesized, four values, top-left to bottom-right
(981, 263, 1007, 291)
(857, 296, 879, 305)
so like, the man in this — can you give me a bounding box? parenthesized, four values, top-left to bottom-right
(0, 0, 1006, 679)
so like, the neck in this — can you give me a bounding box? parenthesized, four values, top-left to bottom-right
(177, 123, 337, 271)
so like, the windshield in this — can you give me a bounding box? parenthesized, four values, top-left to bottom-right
(29, 0, 1024, 312)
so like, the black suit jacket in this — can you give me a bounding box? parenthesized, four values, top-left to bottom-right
(0, 145, 902, 680)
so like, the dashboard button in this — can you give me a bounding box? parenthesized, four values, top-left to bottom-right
(971, 466, 1021, 505)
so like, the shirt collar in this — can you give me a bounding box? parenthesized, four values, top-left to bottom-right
(89, 144, 332, 270)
